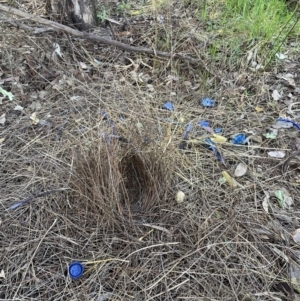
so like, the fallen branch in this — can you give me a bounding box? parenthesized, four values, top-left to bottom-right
(0, 4, 200, 64)
(0, 12, 55, 33)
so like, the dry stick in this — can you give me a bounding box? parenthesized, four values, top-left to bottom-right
(7, 188, 69, 210)
(282, 150, 300, 173)
(0, 12, 55, 33)
(0, 4, 200, 64)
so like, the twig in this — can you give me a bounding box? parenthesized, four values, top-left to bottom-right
(0, 12, 56, 33)
(282, 150, 300, 173)
(7, 188, 69, 210)
(0, 4, 200, 64)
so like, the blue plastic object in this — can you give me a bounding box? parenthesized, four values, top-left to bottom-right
(182, 122, 192, 139)
(198, 120, 210, 128)
(276, 118, 300, 130)
(231, 134, 247, 145)
(162, 102, 174, 111)
(201, 98, 215, 107)
(204, 138, 226, 165)
(214, 127, 222, 133)
(68, 262, 84, 279)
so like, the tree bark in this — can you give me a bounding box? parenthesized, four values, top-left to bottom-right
(46, 0, 97, 30)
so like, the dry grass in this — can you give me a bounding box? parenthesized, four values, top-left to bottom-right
(1, 1, 300, 301)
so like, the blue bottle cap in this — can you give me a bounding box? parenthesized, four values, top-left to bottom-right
(68, 262, 84, 279)
(231, 134, 247, 145)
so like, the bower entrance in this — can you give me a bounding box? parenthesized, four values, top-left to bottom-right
(71, 137, 173, 230)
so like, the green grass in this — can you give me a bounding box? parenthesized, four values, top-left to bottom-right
(224, 0, 299, 40)
(190, 0, 300, 67)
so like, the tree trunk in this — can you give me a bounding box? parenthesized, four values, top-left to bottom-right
(46, 0, 97, 31)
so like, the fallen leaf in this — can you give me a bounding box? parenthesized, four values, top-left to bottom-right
(0, 86, 14, 101)
(255, 106, 264, 112)
(247, 135, 262, 143)
(263, 132, 277, 139)
(276, 53, 288, 60)
(272, 89, 282, 101)
(136, 122, 143, 129)
(268, 151, 285, 158)
(222, 171, 237, 188)
(79, 62, 88, 69)
(130, 71, 139, 82)
(281, 73, 296, 87)
(290, 262, 300, 293)
(30, 112, 39, 125)
(218, 177, 227, 185)
(282, 188, 293, 208)
(274, 190, 285, 208)
(210, 134, 227, 143)
(14, 105, 24, 111)
(29, 101, 42, 111)
(292, 229, 300, 244)
(0, 269, 5, 279)
(176, 191, 185, 204)
(0, 137, 4, 155)
(274, 188, 293, 209)
(52, 43, 63, 59)
(262, 191, 270, 213)
(262, 198, 269, 213)
(0, 113, 6, 125)
(234, 163, 247, 177)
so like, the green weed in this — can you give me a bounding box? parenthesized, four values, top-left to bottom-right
(189, 0, 299, 67)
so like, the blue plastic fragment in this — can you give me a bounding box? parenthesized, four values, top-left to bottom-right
(68, 262, 84, 279)
(7, 201, 24, 210)
(162, 102, 174, 111)
(201, 98, 215, 107)
(204, 138, 226, 165)
(276, 118, 300, 131)
(182, 122, 192, 140)
(198, 120, 210, 128)
(179, 122, 192, 149)
(204, 138, 214, 149)
(231, 134, 247, 145)
(214, 127, 222, 133)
